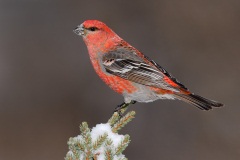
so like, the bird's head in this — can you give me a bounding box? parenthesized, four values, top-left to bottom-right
(74, 20, 118, 42)
(73, 20, 121, 52)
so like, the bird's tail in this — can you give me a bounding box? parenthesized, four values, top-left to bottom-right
(174, 93, 223, 110)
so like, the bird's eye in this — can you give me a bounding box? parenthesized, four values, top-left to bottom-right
(88, 27, 98, 31)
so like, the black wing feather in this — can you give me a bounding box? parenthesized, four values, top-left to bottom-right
(143, 55, 188, 90)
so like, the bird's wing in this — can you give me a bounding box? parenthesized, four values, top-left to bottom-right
(102, 48, 184, 92)
(143, 55, 188, 91)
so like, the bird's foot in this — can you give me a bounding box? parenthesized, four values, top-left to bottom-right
(114, 102, 126, 118)
(114, 101, 136, 117)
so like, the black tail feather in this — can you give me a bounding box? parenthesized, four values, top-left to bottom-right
(175, 93, 223, 110)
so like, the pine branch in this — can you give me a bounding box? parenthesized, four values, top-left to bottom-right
(115, 135, 130, 155)
(80, 122, 93, 159)
(65, 110, 136, 160)
(104, 139, 114, 160)
(112, 111, 136, 133)
(93, 133, 108, 150)
(107, 112, 120, 126)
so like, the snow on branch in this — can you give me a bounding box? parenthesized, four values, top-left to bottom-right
(65, 109, 136, 160)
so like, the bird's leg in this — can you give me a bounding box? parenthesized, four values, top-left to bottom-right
(114, 101, 136, 117)
(114, 102, 128, 114)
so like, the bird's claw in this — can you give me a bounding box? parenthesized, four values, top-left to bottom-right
(113, 101, 136, 118)
(114, 104, 124, 118)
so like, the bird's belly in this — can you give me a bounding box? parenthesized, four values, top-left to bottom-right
(123, 84, 175, 103)
(101, 74, 137, 94)
(122, 84, 159, 103)
(99, 71, 174, 103)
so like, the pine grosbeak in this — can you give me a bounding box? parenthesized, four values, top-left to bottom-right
(73, 20, 223, 112)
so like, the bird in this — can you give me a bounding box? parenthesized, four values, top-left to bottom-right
(73, 20, 223, 113)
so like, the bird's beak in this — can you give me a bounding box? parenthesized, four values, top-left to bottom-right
(73, 24, 85, 36)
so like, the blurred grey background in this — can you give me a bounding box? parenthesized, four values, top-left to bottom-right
(0, 0, 239, 159)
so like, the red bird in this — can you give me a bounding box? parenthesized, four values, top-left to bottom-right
(73, 20, 223, 112)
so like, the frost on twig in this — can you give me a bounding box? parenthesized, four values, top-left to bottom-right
(65, 109, 136, 160)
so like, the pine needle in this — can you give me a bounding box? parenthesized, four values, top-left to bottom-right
(112, 111, 136, 133)
(107, 112, 120, 126)
(115, 135, 130, 155)
(93, 133, 108, 150)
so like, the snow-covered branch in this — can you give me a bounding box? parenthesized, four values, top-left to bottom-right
(65, 110, 136, 160)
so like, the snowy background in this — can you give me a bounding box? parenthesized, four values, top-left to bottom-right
(0, 0, 239, 160)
